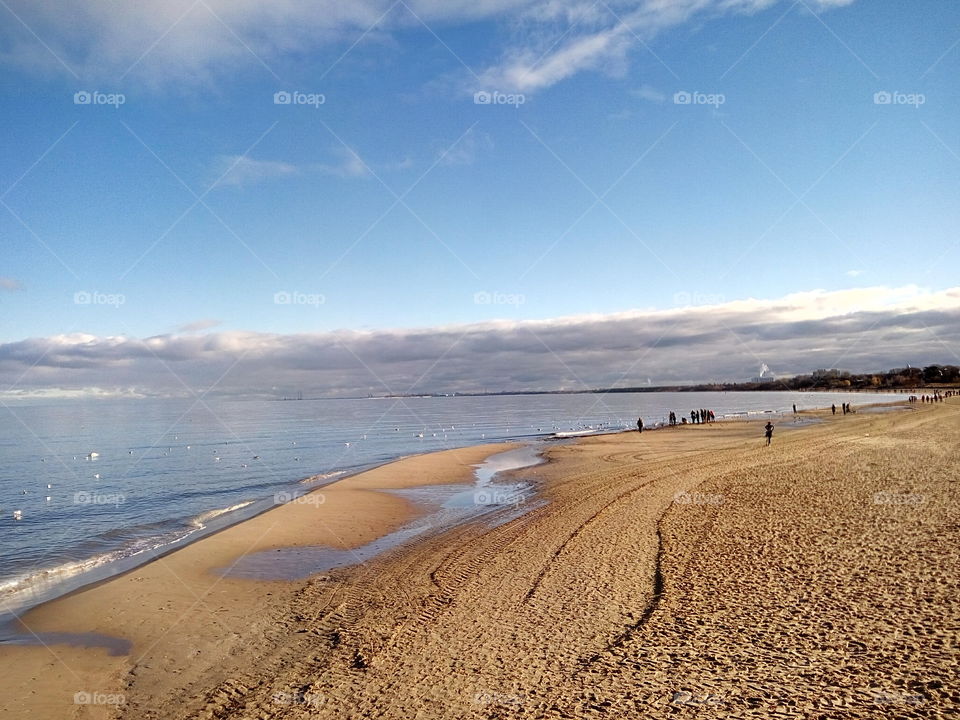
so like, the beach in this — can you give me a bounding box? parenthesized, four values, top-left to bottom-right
(2, 400, 958, 718)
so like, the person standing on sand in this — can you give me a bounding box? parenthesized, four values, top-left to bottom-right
(832, 404, 836, 415)
(637, 417, 643, 433)
(764, 421, 774, 446)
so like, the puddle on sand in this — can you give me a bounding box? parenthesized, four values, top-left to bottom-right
(220, 444, 546, 581)
(0, 626, 131, 656)
(857, 404, 915, 414)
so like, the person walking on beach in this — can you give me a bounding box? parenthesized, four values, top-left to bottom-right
(764, 421, 774, 446)
(793, 404, 797, 414)
(832, 404, 836, 415)
(637, 417, 643, 433)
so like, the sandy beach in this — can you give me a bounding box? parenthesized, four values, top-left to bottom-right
(3, 400, 958, 718)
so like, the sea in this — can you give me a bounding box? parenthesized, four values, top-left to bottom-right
(0, 390, 901, 615)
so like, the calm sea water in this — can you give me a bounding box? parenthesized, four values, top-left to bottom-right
(0, 391, 899, 613)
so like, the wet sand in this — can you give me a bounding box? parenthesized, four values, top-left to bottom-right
(4, 400, 959, 718)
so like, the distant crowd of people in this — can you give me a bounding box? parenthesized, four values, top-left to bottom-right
(911, 391, 954, 403)
(637, 408, 716, 432)
(830, 402, 854, 415)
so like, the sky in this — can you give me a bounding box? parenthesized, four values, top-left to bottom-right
(0, 0, 958, 397)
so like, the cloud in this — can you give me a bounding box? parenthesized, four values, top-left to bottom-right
(317, 147, 370, 178)
(437, 128, 494, 166)
(0, 0, 855, 90)
(177, 319, 222, 332)
(0, 277, 23, 292)
(632, 84, 666, 103)
(214, 155, 297, 187)
(0, 285, 956, 399)
(845, 269, 864, 277)
(475, 0, 857, 94)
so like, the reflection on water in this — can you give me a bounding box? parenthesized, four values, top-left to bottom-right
(220, 445, 546, 581)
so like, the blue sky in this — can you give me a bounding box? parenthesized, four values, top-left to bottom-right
(1, 0, 959, 394)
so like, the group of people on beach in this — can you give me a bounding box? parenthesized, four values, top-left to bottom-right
(831, 403, 853, 415)
(911, 391, 951, 403)
(663, 409, 715, 426)
(637, 408, 716, 433)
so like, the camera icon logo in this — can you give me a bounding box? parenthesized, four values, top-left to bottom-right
(873, 91, 892, 105)
(74, 692, 92, 705)
(74, 91, 92, 105)
(274, 91, 292, 105)
(673, 91, 692, 105)
(73, 290, 92, 305)
(474, 90, 492, 105)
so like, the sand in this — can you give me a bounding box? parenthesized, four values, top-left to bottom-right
(0, 442, 519, 719)
(3, 401, 959, 719)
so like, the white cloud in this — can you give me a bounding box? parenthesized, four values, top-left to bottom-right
(317, 147, 370, 178)
(632, 84, 666, 103)
(0, 285, 955, 398)
(214, 155, 297, 187)
(0, 0, 855, 90)
(177, 319, 222, 332)
(480, 25, 633, 93)
(437, 128, 494, 166)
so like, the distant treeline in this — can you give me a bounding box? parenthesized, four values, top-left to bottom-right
(598, 365, 960, 394)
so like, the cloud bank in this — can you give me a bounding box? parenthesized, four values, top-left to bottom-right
(1, 286, 957, 400)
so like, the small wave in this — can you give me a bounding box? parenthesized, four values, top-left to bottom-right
(299, 470, 345, 485)
(189, 500, 255, 529)
(0, 526, 199, 611)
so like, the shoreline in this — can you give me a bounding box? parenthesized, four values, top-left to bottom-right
(0, 436, 547, 621)
(0, 389, 902, 621)
(0, 442, 527, 718)
(2, 396, 945, 718)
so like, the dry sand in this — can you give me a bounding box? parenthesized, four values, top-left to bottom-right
(3, 401, 959, 719)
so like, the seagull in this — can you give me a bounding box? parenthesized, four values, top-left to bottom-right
(94, 473, 100, 479)
(13, 510, 22, 520)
